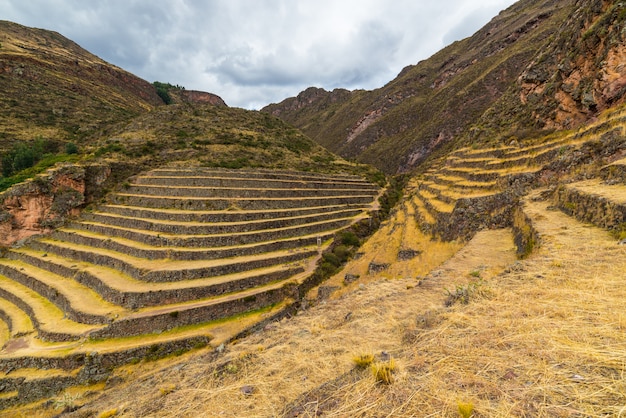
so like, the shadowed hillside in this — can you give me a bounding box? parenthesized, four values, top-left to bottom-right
(264, 0, 626, 174)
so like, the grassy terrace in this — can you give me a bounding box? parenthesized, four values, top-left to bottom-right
(0, 167, 380, 408)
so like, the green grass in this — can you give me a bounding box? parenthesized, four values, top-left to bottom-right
(0, 153, 80, 192)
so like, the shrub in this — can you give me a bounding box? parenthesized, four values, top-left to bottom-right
(1, 138, 57, 177)
(444, 280, 487, 307)
(352, 353, 374, 369)
(340, 231, 360, 247)
(65, 142, 78, 154)
(153, 81, 184, 105)
(457, 402, 474, 418)
(372, 358, 396, 384)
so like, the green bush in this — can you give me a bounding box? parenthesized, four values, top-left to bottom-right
(340, 231, 361, 247)
(65, 142, 78, 154)
(2, 138, 57, 177)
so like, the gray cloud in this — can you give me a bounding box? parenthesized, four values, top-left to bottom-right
(1, 0, 517, 109)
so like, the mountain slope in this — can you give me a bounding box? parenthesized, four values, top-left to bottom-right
(0, 20, 164, 146)
(263, 0, 624, 174)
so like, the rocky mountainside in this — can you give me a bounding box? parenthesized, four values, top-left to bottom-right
(263, 0, 625, 174)
(0, 20, 164, 146)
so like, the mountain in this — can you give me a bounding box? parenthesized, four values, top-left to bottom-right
(263, 0, 625, 174)
(0, 20, 164, 147)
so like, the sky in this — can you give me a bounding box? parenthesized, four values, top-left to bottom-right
(2, 0, 518, 109)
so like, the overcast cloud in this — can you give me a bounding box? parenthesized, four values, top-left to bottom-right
(2, 0, 517, 109)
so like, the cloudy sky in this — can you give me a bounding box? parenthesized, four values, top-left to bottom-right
(3, 0, 517, 109)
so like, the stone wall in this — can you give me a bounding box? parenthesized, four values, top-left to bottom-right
(89, 282, 299, 339)
(553, 184, 626, 231)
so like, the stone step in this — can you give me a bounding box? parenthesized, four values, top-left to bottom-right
(448, 146, 513, 159)
(30, 239, 317, 282)
(97, 203, 368, 223)
(445, 156, 500, 169)
(437, 167, 502, 182)
(8, 248, 304, 309)
(429, 174, 497, 190)
(553, 179, 626, 232)
(0, 259, 122, 325)
(89, 277, 300, 339)
(109, 193, 376, 211)
(82, 207, 363, 235)
(501, 135, 576, 159)
(416, 189, 454, 215)
(123, 184, 378, 199)
(439, 165, 541, 183)
(408, 194, 436, 229)
(133, 175, 378, 190)
(0, 275, 103, 342)
(63, 216, 355, 248)
(52, 227, 334, 261)
(147, 168, 366, 183)
(0, 368, 79, 409)
(600, 157, 626, 184)
(0, 297, 34, 338)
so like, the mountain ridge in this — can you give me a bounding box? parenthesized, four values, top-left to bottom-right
(263, 0, 625, 174)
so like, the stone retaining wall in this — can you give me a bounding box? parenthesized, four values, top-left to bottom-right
(0, 308, 13, 335)
(0, 264, 108, 325)
(147, 168, 365, 182)
(432, 192, 517, 241)
(30, 240, 315, 282)
(512, 204, 540, 258)
(67, 217, 352, 248)
(124, 184, 378, 199)
(600, 162, 626, 184)
(90, 282, 298, 339)
(554, 184, 626, 231)
(6, 251, 304, 309)
(82, 208, 362, 235)
(109, 194, 375, 210)
(0, 287, 88, 342)
(99, 202, 367, 223)
(52, 230, 331, 261)
(134, 175, 378, 190)
(0, 335, 211, 408)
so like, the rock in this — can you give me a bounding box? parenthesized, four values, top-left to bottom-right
(368, 262, 390, 275)
(397, 249, 422, 261)
(343, 273, 359, 284)
(317, 285, 340, 300)
(240, 385, 255, 396)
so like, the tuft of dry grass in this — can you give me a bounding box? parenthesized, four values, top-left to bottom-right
(371, 358, 396, 385)
(352, 353, 375, 369)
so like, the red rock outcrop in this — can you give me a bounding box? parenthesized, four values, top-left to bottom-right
(174, 90, 227, 106)
(0, 164, 110, 246)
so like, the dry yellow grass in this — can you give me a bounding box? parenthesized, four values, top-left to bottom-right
(27, 190, 626, 417)
(565, 179, 626, 204)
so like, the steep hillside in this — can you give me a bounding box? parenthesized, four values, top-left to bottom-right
(474, 0, 626, 141)
(264, 0, 625, 174)
(92, 104, 350, 175)
(0, 21, 164, 146)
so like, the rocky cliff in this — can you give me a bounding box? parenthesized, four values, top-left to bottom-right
(0, 164, 111, 246)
